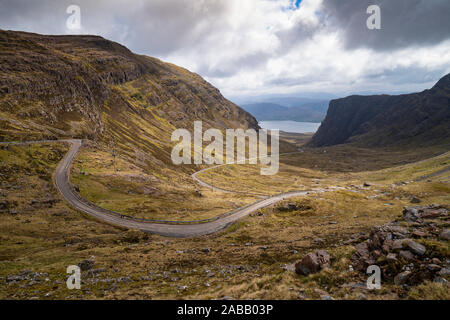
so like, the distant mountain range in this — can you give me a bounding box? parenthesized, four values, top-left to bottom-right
(241, 99, 329, 123)
(309, 73, 450, 148)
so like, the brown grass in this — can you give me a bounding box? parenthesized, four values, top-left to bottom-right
(0, 138, 448, 300)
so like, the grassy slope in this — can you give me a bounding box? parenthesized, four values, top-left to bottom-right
(70, 143, 259, 221)
(0, 139, 448, 300)
(0, 31, 448, 301)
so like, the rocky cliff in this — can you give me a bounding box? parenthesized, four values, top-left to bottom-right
(0, 30, 259, 169)
(308, 73, 450, 148)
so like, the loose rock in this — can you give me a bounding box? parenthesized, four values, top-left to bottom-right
(404, 240, 426, 256)
(439, 229, 450, 241)
(295, 250, 332, 275)
(394, 271, 411, 285)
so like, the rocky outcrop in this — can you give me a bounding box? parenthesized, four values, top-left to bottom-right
(308, 73, 450, 147)
(349, 205, 449, 286)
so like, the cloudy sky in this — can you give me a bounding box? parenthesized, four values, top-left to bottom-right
(1, 0, 450, 100)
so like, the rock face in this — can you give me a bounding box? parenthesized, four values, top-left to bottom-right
(308, 73, 450, 147)
(349, 205, 449, 286)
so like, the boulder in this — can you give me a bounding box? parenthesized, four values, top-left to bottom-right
(344, 232, 368, 245)
(412, 230, 428, 238)
(392, 239, 409, 251)
(431, 258, 441, 264)
(394, 271, 411, 285)
(295, 253, 320, 275)
(438, 268, 450, 277)
(403, 205, 448, 222)
(350, 243, 374, 272)
(368, 226, 391, 251)
(439, 229, 450, 241)
(404, 240, 426, 256)
(403, 207, 420, 222)
(386, 253, 398, 263)
(427, 264, 442, 272)
(295, 250, 332, 275)
(387, 226, 409, 238)
(421, 209, 445, 219)
(399, 250, 414, 261)
(316, 250, 331, 268)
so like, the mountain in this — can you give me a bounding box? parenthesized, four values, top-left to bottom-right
(308, 73, 450, 147)
(241, 103, 289, 120)
(264, 97, 329, 108)
(0, 30, 259, 170)
(231, 93, 337, 106)
(241, 100, 329, 123)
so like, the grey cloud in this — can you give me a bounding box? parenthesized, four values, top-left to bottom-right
(0, 0, 269, 79)
(0, 0, 69, 33)
(197, 51, 273, 78)
(0, 0, 231, 55)
(267, 75, 316, 87)
(118, 0, 230, 55)
(364, 67, 446, 87)
(322, 0, 450, 51)
(274, 18, 325, 53)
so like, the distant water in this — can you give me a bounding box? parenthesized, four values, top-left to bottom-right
(259, 121, 321, 133)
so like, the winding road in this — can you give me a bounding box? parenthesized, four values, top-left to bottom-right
(2, 139, 318, 238)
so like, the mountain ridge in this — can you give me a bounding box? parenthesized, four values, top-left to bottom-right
(0, 30, 259, 172)
(241, 100, 328, 123)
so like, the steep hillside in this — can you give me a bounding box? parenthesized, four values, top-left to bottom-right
(309, 74, 450, 147)
(0, 30, 259, 172)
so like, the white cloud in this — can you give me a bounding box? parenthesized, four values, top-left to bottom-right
(160, 0, 450, 97)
